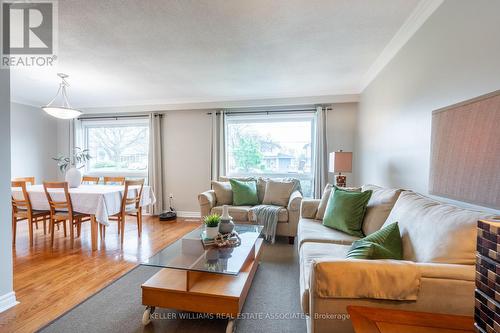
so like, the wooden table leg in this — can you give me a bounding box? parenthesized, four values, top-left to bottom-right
(90, 215, 98, 251)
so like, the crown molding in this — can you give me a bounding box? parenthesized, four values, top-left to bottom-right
(80, 93, 360, 114)
(360, 0, 444, 92)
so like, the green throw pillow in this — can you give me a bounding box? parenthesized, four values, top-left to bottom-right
(229, 179, 259, 206)
(322, 186, 372, 237)
(346, 222, 403, 260)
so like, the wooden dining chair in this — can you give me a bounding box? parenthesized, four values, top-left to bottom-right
(82, 176, 100, 184)
(13, 176, 36, 185)
(12, 176, 45, 232)
(103, 176, 126, 185)
(43, 182, 91, 248)
(110, 179, 144, 243)
(11, 181, 50, 246)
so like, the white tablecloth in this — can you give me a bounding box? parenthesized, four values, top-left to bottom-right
(11, 184, 156, 226)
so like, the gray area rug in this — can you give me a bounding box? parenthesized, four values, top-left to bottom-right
(39, 237, 306, 333)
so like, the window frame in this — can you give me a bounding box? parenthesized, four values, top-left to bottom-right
(224, 112, 316, 197)
(79, 118, 150, 178)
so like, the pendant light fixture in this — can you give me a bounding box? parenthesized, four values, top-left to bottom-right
(42, 73, 82, 119)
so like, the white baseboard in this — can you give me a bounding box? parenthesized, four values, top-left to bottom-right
(177, 211, 201, 218)
(0, 291, 19, 313)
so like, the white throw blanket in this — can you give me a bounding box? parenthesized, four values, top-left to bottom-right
(250, 205, 282, 243)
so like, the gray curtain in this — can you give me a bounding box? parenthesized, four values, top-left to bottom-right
(148, 113, 165, 214)
(210, 110, 225, 181)
(313, 106, 328, 198)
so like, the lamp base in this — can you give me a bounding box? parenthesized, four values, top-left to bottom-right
(335, 174, 347, 187)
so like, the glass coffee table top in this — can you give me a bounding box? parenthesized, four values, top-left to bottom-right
(141, 224, 263, 275)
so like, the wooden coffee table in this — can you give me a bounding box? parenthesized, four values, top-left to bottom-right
(141, 224, 263, 333)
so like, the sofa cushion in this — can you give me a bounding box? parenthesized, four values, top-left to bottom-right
(256, 177, 267, 203)
(361, 184, 403, 235)
(229, 179, 259, 206)
(383, 191, 492, 264)
(248, 207, 289, 223)
(299, 242, 351, 314)
(262, 179, 295, 207)
(298, 218, 360, 248)
(211, 181, 232, 206)
(323, 187, 372, 237)
(346, 222, 403, 260)
(211, 205, 252, 221)
(315, 184, 361, 220)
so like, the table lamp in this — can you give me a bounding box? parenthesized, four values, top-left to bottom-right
(329, 150, 352, 187)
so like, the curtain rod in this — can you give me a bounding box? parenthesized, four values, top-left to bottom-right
(206, 108, 330, 115)
(77, 114, 162, 120)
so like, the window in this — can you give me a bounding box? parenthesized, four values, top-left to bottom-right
(225, 113, 315, 197)
(80, 118, 149, 177)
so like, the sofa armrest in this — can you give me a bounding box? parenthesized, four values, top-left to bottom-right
(286, 190, 303, 237)
(415, 262, 475, 281)
(307, 260, 476, 333)
(301, 199, 320, 219)
(198, 190, 216, 218)
(288, 190, 303, 211)
(310, 259, 421, 301)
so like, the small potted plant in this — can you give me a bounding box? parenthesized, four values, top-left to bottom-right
(204, 214, 221, 239)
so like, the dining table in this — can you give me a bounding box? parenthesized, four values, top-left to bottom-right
(11, 184, 156, 251)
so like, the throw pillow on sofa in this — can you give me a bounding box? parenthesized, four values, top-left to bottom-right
(262, 179, 296, 207)
(229, 179, 259, 206)
(316, 184, 361, 220)
(361, 184, 403, 235)
(346, 222, 403, 259)
(322, 186, 372, 237)
(211, 181, 233, 205)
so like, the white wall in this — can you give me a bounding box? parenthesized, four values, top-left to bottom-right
(55, 102, 358, 214)
(0, 69, 16, 312)
(163, 110, 212, 213)
(356, 0, 500, 212)
(158, 104, 359, 212)
(326, 103, 358, 186)
(11, 103, 59, 182)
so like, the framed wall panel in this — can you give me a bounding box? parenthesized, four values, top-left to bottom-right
(429, 90, 500, 209)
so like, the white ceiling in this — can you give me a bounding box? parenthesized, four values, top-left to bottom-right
(11, 0, 422, 109)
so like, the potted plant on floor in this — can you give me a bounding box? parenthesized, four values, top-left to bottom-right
(204, 214, 221, 239)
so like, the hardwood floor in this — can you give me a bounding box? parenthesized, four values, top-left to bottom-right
(0, 216, 201, 333)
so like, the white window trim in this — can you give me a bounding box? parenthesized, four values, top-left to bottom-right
(224, 112, 315, 196)
(78, 117, 150, 178)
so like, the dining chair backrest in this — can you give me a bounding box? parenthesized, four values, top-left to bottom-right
(104, 176, 126, 185)
(13, 176, 35, 185)
(82, 176, 100, 184)
(121, 179, 144, 212)
(43, 182, 74, 216)
(11, 180, 33, 213)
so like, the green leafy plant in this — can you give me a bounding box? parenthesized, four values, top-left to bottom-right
(233, 136, 263, 172)
(204, 214, 221, 227)
(53, 147, 92, 173)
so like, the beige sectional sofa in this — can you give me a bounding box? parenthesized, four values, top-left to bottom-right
(198, 177, 302, 243)
(299, 184, 496, 333)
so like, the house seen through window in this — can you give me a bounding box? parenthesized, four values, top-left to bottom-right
(81, 118, 149, 177)
(225, 113, 315, 197)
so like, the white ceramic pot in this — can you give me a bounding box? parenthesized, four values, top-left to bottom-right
(205, 226, 219, 239)
(65, 167, 82, 188)
(219, 205, 234, 234)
